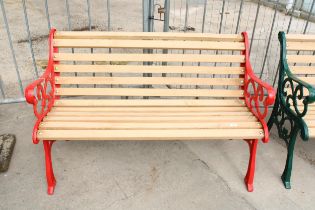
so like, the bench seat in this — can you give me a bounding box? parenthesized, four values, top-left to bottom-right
(37, 102, 264, 140)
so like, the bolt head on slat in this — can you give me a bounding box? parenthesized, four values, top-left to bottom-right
(259, 131, 263, 135)
(54, 66, 58, 70)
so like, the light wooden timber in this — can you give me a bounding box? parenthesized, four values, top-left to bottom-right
(286, 34, 315, 42)
(54, 39, 245, 50)
(297, 77, 315, 84)
(289, 66, 315, 74)
(47, 111, 253, 117)
(43, 115, 257, 122)
(55, 76, 244, 86)
(55, 88, 244, 97)
(307, 128, 315, 137)
(54, 31, 244, 42)
(287, 42, 315, 51)
(37, 129, 264, 140)
(54, 65, 245, 75)
(51, 106, 249, 112)
(287, 55, 315, 63)
(39, 121, 262, 130)
(53, 99, 246, 107)
(53, 53, 245, 63)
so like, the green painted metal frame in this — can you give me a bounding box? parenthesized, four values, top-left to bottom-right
(268, 31, 315, 189)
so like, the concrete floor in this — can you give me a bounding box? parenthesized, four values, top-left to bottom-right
(1, 103, 315, 210)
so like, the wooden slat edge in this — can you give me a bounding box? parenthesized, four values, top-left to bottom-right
(54, 53, 245, 63)
(55, 77, 244, 86)
(39, 121, 262, 130)
(287, 55, 315, 63)
(53, 99, 246, 107)
(55, 88, 244, 97)
(54, 39, 245, 50)
(287, 42, 315, 51)
(286, 34, 315, 42)
(54, 65, 245, 75)
(54, 31, 244, 41)
(37, 129, 263, 140)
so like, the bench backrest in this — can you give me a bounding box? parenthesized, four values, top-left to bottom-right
(282, 33, 315, 86)
(51, 31, 247, 104)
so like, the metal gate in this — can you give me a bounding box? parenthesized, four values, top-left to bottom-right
(1, 0, 315, 104)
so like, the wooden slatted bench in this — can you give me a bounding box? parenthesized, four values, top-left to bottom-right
(268, 32, 315, 189)
(25, 29, 275, 195)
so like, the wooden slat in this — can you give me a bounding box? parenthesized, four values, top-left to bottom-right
(303, 114, 315, 120)
(307, 128, 315, 137)
(54, 53, 245, 63)
(55, 76, 244, 86)
(298, 77, 315, 84)
(54, 31, 244, 42)
(54, 99, 246, 107)
(43, 115, 257, 122)
(286, 34, 315, 42)
(54, 39, 245, 50)
(300, 104, 315, 111)
(289, 66, 315, 74)
(304, 120, 315, 127)
(287, 42, 315, 51)
(287, 55, 315, 63)
(55, 88, 244, 97)
(37, 129, 263, 140)
(39, 121, 262, 130)
(304, 110, 315, 115)
(54, 65, 245, 75)
(47, 111, 253, 117)
(51, 106, 249, 112)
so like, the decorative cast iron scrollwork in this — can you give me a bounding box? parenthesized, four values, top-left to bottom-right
(25, 65, 56, 144)
(244, 78, 272, 119)
(269, 74, 310, 142)
(282, 77, 309, 118)
(25, 28, 57, 144)
(271, 100, 295, 146)
(32, 76, 55, 118)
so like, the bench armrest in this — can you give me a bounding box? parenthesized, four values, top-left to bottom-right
(242, 32, 276, 143)
(282, 70, 315, 116)
(278, 31, 315, 119)
(25, 61, 56, 116)
(25, 28, 57, 144)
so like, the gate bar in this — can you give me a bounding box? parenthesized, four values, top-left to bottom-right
(260, 0, 279, 79)
(0, 0, 24, 96)
(44, 0, 51, 30)
(22, 0, 39, 78)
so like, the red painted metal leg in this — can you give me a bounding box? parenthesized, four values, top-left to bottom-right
(244, 139, 258, 192)
(43, 140, 56, 195)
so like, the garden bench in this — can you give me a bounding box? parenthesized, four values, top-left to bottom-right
(25, 29, 275, 195)
(269, 32, 315, 189)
